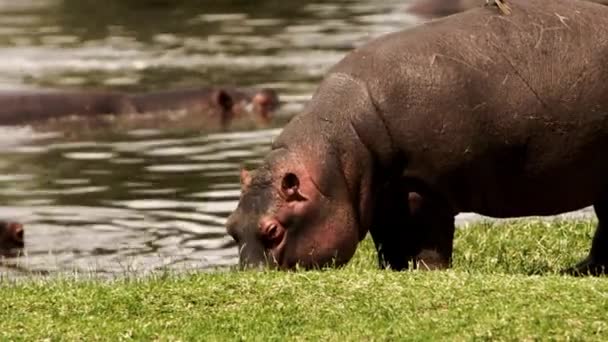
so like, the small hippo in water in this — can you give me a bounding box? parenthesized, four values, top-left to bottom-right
(0, 86, 280, 129)
(226, 0, 608, 276)
(0, 221, 24, 257)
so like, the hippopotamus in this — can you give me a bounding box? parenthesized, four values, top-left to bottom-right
(0, 221, 24, 257)
(229, 88, 280, 125)
(128, 87, 279, 127)
(0, 90, 135, 125)
(0, 87, 280, 129)
(406, 0, 608, 18)
(226, 0, 608, 276)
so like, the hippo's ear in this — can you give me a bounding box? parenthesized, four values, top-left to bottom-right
(213, 89, 234, 112)
(240, 168, 252, 189)
(281, 173, 306, 201)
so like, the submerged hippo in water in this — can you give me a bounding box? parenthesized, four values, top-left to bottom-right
(226, 0, 608, 275)
(0, 221, 24, 257)
(129, 87, 279, 127)
(0, 86, 280, 129)
(0, 91, 135, 125)
(406, 0, 608, 18)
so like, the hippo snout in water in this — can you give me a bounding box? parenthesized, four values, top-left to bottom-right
(129, 87, 281, 128)
(0, 221, 24, 257)
(227, 88, 280, 125)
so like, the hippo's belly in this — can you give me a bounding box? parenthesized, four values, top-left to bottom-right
(461, 164, 606, 218)
(404, 126, 608, 218)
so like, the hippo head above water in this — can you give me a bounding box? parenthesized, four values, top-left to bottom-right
(225, 144, 362, 270)
(229, 88, 280, 126)
(251, 88, 280, 123)
(0, 221, 24, 257)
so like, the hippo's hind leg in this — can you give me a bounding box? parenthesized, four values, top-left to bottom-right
(565, 196, 608, 276)
(407, 191, 456, 270)
(369, 182, 455, 271)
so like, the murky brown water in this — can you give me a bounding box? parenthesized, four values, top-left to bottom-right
(0, 0, 594, 276)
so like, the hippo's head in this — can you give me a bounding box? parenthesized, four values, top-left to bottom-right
(0, 221, 24, 257)
(226, 147, 361, 270)
(230, 88, 280, 125)
(250, 88, 280, 123)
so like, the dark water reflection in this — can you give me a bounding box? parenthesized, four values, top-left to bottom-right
(0, 0, 420, 275)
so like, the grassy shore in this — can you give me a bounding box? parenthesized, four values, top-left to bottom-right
(1, 219, 607, 340)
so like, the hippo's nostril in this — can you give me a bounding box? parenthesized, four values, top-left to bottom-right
(262, 223, 285, 250)
(268, 224, 277, 237)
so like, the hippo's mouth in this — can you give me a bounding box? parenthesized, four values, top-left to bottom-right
(268, 230, 289, 269)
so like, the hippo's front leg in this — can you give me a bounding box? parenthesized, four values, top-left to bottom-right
(369, 183, 455, 271)
(369, 183, 414, 270)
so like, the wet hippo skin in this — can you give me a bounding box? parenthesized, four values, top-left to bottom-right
(0, 91, 134, 125)
(226, 0, 608, 276)
(0, 87, 280, 128)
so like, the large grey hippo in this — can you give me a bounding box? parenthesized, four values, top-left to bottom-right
(226, 0, 608, 275)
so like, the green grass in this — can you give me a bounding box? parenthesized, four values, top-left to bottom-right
(1, 219, 608, 341)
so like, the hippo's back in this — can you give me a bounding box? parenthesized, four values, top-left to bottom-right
(0, 91, 130, 124)
(129, 88, 216, 113)
(328, 0, 608, 217)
